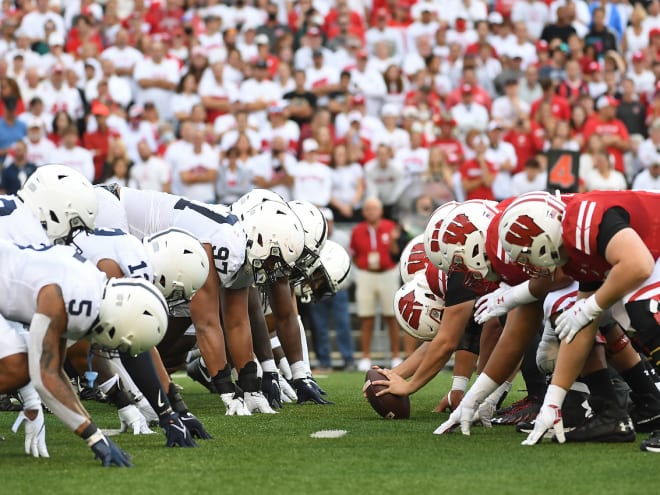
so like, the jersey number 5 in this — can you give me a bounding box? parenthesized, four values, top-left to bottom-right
(68, 299, 92, 317)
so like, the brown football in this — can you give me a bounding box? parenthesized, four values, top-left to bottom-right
(364, 369, 411, 419)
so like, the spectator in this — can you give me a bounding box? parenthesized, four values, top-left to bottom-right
(172, 73, 202, 123)
(130, 140, 172, 193)
(260, 104, 300, 153)
(431, 115, 465, 168)
(307, 208, 355, 371)
(617, 78, 647, 138)
(460, 134, 495, 201)
(372, 103, 410, 153)
(329, 143, 364, 222)
(584, 151, 628, 191)
(492, 78, 531, 129)
(199, 61, 238, 124)
(540, 5, 577, 44)
(364, 143, 405, 220)
(0, 141, 36, 194)
(582, 95, 630, 174)
(519, 64, 543, 105)
(134, 41, 179, 121)
(251, 135, 296, 201)
(24, 117, 56, 167)
(511, 157, 547, 196)
(485, 121, 517, 200)
(350, 196, 402, 371)
(511, 0, 550, 40)
(282, 70, 317, 128)
(216, 145, 253, 205)
(585, 7, 619, 58)
(0, 77, 27, 164)
(176, 128, 218, 203)
(123, 105, 158, 163)
(40, 64, 84, 121)
(422, 146, 457, 206)
(240, 60, 282, 125)
(52, 124, 95, 182)
(638, 118, 660, 168)
(83, 103, 116, 182)
(623, 4, 649, 59)
(628, 51, 655, 97)
(632, 162, 660, 190)
(450, 83, 489, 136)
(104, 156, 134, 187)
(291, 138, 332, 207)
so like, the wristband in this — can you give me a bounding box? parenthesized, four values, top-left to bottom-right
(81, 423, 105, 447)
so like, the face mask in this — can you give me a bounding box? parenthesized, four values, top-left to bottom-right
(2, 96, 17, 113)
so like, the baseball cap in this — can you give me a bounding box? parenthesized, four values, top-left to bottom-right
(487, 121, 503, 132)
(312, 48, 324, 58)
(650, 28, 660, 40)
(91, 102, 110, 117)
(268, 102, 284, 114)
(48, 32, 64, 46)
(461, 83, 473, 94)
(191, 45, 207, 57)
(584, 60, 601, 74)
(410, 122, 424, 134)
(255, 34, 269, 45)
(472, 134, 489, 146)
(356, 49, 369, 59)
(347, 111, 362, 122)
(632, 51, 645, 63)
(488, 12, 504, 24)
(536, 40, 549, 52)
(381, 103, 399, 117)
(307, 27, 321, 37)
(303, 138, 318, 153)
(351, 94, 366, 105)
(129, 105, 144, 118)
(52, 63, 65, 73)
(28, 117, 43, 128)
(596, 95, 619, 110)
(376, 7, 389, 19)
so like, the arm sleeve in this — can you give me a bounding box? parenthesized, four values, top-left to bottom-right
(445, 272, 478, 307)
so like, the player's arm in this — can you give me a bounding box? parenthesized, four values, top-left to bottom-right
(218, 284, 253, 371)
(28, 284, 92, 435)
(267, 277, 303, 363)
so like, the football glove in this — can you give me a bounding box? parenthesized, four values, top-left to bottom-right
(308, 376, 327, 396)
(474, 282, 537, 324)
(118, 405, 155, 435)
(90, 435, 133, 467)
(476, 401, 497, 428)
(244, 391, 278, 414)
(521, 404, 565, 445)
(293, 377, 333, 405)
(279, 374, 298, 403)
(12, 408, 49, 458)
(555, 295, 603, 343)
(179, 412, 212, 439)
(433, 401, 478, 436)
(261, 371, 283, 409)
(220, 393, 251, 416)
(159, 412, 197, 447)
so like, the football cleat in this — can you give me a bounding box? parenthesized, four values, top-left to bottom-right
(640, 430, 660, 452)
(492, 396, 541, 425)
(0, 393, 22, 412)
(558, 413, 635, 443)
(293, 378, 333, 405)
(630, 394, 660, 433)
(186, 357, 217, 393)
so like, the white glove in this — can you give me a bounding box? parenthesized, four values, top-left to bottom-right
(279, 374, 298, 403)
(555, 295, 603, 343)
(134, 394, 158, 425)
(118, 405, 155, 435)
(12, 408, 49, 458)
(474, 282, 537, 324)
(244, 391, 278, 414)
(433, 400, 478, 436)
(221, 393, 251, 416)
(521, 404, 565, 445)
(476, 401, 497, 428)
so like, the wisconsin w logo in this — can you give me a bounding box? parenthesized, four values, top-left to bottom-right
(429, 221, 444, 252)
(398, 290, 422, 329)
(441, 214, 478, 246)
(504, 215, 544, 248)
(405, 241, 427, 275)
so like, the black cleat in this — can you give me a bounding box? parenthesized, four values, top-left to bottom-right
(186, 357, 217, 393)
(492, 396, 541, 425)
(0, 393, 21, 411)
(640, 430, 660, 452)
(559, 413, 635, 443)
(630, 395, 660, 433)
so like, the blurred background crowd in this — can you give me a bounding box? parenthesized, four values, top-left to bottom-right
(2, 0, 659, 368)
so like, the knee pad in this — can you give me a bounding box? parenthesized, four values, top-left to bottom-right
(457, 319, 482, 355)
(626, 299, 660, 366)
(605, 333, 630, 357)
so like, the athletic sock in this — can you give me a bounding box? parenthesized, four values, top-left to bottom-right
(620, 361, 660, 399)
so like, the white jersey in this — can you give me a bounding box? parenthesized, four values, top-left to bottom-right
(118, 188, 247, 288)
(0, 195, 49, 246)
(74, 228, 153, 282)
(0, 242, 105, 341)
(542, 282, 578, 321)
(94, 186, 130, 232)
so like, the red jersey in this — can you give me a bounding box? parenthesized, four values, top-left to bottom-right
(460, 158, 496, 201)
(424, 264, 448, 300)
(561, 191, 660, 283)
(530, 94, 571, 121)
(350, 219, 398, 271)
(503, 125, 544, 174)
(581, 116, 629, 173)
(431, 138, 464, 166)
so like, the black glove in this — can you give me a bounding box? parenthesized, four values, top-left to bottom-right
(308, 376, 327, 396)
(180, 412, 212, 440)
(159, 412, 197, 448)
(262, 372, 283, 409)
(90, 435, 133, 467)
(293, 378, 333, 405)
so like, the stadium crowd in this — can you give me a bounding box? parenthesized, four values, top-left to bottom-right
(2, 0, 660, 370)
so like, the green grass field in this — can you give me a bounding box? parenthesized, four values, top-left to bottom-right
(0, 371, 656, 495)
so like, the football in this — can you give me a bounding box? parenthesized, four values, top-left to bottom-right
(364, 369, 411, 419)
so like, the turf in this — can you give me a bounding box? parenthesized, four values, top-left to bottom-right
(0, 371, 656, 495)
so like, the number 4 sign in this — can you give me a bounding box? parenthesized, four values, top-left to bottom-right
(546, 149, 580, 193)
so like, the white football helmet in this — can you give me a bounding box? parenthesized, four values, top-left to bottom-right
(400, 234, 428, 283)
(18, 164, 98, 244)
(143, 228, 210, 307)
(241, 200, 305, 285)
(91, 278, 169, 356)
(437, 200, 498, 289)
(393, 272, 444, 341)
(287, 200, 328, 277)
(231, 188, 285, 220)
(498, 192, 567, 276)
(423, 201, 459, 272)
(296, 240, 351, 302)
